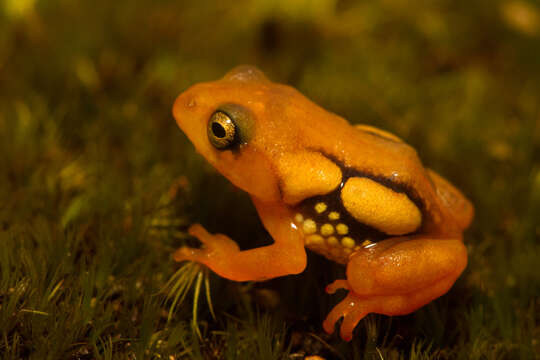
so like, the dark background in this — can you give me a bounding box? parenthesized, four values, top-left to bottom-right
(0, 0, 538, 358)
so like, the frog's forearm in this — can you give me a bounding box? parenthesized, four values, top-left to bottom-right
(208, 244, 306, 281)
(174, 224, 306, 281)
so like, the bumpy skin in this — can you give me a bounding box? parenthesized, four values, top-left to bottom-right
(172, 66, 474, 341)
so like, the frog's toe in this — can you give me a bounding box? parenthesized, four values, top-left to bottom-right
(187, 224, 240, 253)
(322, 310, 340, 335)
(187, 223, 211, 242)
(173, 246, 209, 263)
(339, 308, 365, 341)
(325, 279, 350, 294)
(323, 293, 368, 341)
(322, 295, 351, 334)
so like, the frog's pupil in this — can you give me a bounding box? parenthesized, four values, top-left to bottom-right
(212, 122, 226, 138)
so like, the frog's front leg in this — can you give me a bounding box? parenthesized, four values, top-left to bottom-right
(174, 199, 307, 281)
(323, 236, 467, 341)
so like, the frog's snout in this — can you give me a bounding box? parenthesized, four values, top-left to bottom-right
(173, 93, 196, 118)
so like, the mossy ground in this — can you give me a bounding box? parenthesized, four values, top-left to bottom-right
(0, 0, 539, 358)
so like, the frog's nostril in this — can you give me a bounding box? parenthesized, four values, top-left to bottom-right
(187, 98, 197, 108)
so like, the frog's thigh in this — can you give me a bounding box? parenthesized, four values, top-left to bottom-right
(346, 236, 467, 301)
(341, 177, 421, 235)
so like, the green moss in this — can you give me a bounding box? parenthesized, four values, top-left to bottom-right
(0, 0, 538, 358)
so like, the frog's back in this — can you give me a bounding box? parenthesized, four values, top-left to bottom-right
(287, 101, 471, 236)
(253, 76, 472, 236)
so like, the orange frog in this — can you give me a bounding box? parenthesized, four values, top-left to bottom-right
(172, 66, 473, 341)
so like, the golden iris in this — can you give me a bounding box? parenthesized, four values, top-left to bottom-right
(207, 111, 236, 149)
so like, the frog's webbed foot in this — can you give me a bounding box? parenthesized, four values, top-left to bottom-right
(173, 224, 240, 264)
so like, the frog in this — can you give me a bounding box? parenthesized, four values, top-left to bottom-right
(172, 65, 474, 341)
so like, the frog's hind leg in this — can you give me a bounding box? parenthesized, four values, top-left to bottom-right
(323, 235, 467, 341)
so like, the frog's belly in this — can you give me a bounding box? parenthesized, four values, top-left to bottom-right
(293, 190, 387, 264)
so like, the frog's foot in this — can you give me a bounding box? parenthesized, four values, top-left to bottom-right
(323, 282, 370, 341)
(323, 287, 416, 341)
(173, 223, 240, 264)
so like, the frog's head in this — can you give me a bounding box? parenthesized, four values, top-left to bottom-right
(174, 65, 348, 203)
(173, 66, 295, 202)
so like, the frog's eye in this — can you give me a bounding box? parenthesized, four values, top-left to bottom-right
(207, 104, 254, 150)
(208, 111, 237, 149)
